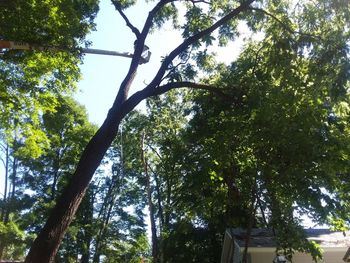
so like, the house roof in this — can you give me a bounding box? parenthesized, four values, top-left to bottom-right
(228, 228, 350, 248)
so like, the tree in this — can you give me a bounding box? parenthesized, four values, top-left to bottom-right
(0, 0, 346, 262)
(0, 0, 99, 158)
(24, 1, 258, 261)
(0, 97, 97, 261)
(0, 1, 98, 259)
(180, 2, 350, 259)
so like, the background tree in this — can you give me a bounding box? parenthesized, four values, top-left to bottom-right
(0, 97, 97, 261)
(0, 0, 99, 158)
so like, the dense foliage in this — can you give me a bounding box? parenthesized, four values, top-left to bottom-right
(0, 0, 350, 262)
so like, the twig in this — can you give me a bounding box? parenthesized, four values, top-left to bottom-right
(111, 0, 141, 38)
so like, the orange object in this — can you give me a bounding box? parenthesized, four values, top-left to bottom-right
(0, 40, 11, 48)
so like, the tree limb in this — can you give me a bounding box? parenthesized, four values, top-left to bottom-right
(111, 0, 141, 38)
(121, 81, 237, 120)
(188, 0, 211, 5)
(152, 81, 228, 98)
(113, 0, 176, 103)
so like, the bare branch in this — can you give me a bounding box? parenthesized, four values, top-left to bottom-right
(111, 0, 141, 38)
(114, 0, 177, 96)
(187, 0, 211, 6)
(121, 81, 238, 119)
(146, 143, 163, 161)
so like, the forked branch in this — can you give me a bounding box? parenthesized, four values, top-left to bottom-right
(111, 0, 141, 38)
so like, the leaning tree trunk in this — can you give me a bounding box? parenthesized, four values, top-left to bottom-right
(24, 1, 254, 261)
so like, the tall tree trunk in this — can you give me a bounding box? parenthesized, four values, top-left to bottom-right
(24, 2, 254, 261)
(141, 133, 158, 263)
(153, 171, 164, 263)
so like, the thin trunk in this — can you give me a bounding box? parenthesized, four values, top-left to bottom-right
(93, 171, 120, 262)
(242, 187, 257, 263)
(146, 147, 165, 262)
(0, 148, 14, 260)
(1, 145, 9, 222)
(80, 191, 94, 263)
(51, 150, 61, 200)
(0, 243, 5, 262)
(164, 164, 175, 227)
(0, 146, 8, 260)
(3, 156, 17, 225)
(141, 133, 158, 263)
(153, 170, 164, 263)
(92, 198, 115, 263)
(10, 157, 17, 199)
(154, 173, 164, 227)
(223, 166, 240, 226)
(257, 194, 268, 227)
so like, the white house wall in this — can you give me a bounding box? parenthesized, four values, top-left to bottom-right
(248, 247, 347, 263)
